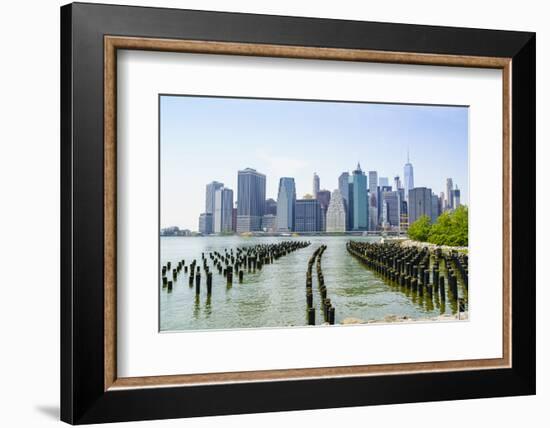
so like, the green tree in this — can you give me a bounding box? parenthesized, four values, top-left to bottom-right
(407, 206, 468, 246)
(407, 215, 432, 242)
(427, 211, 451, 245)
(427, 205, 468, 246)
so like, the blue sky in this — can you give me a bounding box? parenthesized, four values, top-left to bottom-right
(160, 95, 468, 230)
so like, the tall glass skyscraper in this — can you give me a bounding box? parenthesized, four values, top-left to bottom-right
(198, 212, 213, 235)
(295, 199, 321, 232)
(446, 178, 454, 210)
(316, 189, 331, 232)
(313, 172, 320, 198)
(382, 190, 401, 228)
(368, 171, 378, 230)
(408, 187, 433, 224)
(351, 163, 368, 230)
(205, 181, 224, 214)
(453, 186, 461, 208)
(214, 187, 234, 233)
(348, 182, 354, 231)
(264, 198, 277, 216)
(203, 181, 224, 235)
(404, 151, 414, 202)
(326, 189, 347, 232)
(431, 192, 440, 223)
(338, 172, 350, 230)
(276, 177, 296, 232)
(236, 168, 266, 232)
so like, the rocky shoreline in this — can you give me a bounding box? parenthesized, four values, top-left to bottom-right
(382, 238, 468, 254)
(341, 311, 469, 325)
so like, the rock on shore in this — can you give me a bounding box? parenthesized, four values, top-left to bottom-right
(341, 312, 469, 325)
(397, 239, 468, 253)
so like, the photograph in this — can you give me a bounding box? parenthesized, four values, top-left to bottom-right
(159, 95, 469, 332)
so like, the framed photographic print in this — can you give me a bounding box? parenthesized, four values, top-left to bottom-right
(61, 2, 535, 424)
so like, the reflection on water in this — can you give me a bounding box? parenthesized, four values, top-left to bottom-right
(160, 236, 459, 331)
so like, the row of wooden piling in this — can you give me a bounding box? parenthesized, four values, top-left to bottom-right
(161, 240, 311, 299)
(306, 245, 335, 325)
(346, 241, 468, 314)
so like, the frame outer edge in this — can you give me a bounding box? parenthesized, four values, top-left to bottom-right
(510, 33, 536, 392)
(63, 3, 536, 423)
(60, 3, 75, 424)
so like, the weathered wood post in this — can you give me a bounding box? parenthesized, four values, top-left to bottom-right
(227, 266, 233, 288)
(450, 274, 458, 300)
(433, 269, 439, 294)
(306, 289, 313, 308)
(329, 307, 335, 325)
(206, 272, 212, 295)
(307, 307, 315, 325)
(195, 273, 201, 295)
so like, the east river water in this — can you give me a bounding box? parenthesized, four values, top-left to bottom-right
(160, 236, 460, 331)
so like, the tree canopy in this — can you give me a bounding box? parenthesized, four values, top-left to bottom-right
(407, 215, 432, 242)
(407, 205, 468, 247)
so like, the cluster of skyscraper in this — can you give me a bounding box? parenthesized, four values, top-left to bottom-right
(198, 156, 462, 235)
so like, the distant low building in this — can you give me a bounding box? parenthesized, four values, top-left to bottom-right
(160, 226, 191, 237)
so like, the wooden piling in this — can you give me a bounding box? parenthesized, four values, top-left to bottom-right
(195, 273, 201, 294)
(206, 273, 212, 295)
(307, 307, 315, 325)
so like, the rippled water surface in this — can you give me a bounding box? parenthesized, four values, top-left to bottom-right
(160, 236, 459, 331)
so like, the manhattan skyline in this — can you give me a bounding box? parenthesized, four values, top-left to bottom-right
(161, 95, 468, 230)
